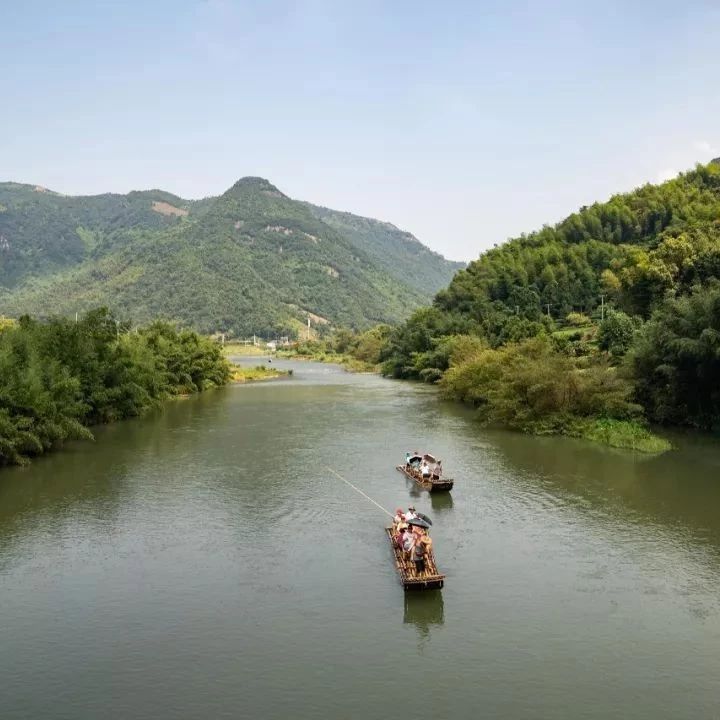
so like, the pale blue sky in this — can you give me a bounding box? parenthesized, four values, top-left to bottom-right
(2, 0, 718, 260)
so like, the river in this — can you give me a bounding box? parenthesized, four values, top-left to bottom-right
(1, 360, 719, 719)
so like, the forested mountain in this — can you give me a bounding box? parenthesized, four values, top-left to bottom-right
(381, 160, 720, 434)
(305, 204, 465, 295)
(0, 178, 462, 335)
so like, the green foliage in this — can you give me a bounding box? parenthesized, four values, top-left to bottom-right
(439, 336, 658, 449)
(598, 311, 640, 357)
(581, 419, 671, 453)
(566, 312, 591, 326)
(0, 309, 229, 466)
(630, 283, 720, 429)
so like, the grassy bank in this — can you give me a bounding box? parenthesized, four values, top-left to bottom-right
(578, 419, 671, 453)
(230, 364, 291, 383)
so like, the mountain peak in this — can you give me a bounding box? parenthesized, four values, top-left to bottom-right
(224, 176, 285, 199)
(712, 157, 720, 166)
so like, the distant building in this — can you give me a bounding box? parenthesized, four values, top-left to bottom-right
(266, 340, 277, 351)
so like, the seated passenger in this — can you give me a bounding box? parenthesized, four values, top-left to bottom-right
(420, 462, 431, 478)
(394, 523, 408, 549)
(406, 506, 417, 521)
(393, 508, 405, 527)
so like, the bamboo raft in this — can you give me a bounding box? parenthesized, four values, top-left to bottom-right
(396, 464, 454, 492)
(385, 528, 445, 590)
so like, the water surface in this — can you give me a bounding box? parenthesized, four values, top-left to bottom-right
(1, 360, 719, 719)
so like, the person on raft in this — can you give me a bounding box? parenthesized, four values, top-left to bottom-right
(410, 528, 432, 577)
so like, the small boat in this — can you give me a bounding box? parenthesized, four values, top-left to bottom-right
(385, 527, 445, 590)
(396, 453, 454, 492)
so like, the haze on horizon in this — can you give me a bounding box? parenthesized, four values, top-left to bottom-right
(2, 0, 718, 262)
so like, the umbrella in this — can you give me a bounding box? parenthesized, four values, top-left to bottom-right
(415, 512, 432, 526)
(407, 517, 430, 529)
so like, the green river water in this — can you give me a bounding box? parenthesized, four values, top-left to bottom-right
(1, 359, 719, 719)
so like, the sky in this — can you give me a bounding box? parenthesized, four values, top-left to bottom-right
(2, 0, 719, 261)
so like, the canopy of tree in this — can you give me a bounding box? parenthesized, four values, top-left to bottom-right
(0, 179, 462, 336)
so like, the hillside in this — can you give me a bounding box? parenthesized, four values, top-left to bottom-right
(0, 178, 461, 335)
(0, 183, 189, 287)
(385, 161, 720, 371)
(305, 204, 465, 295)
(434, 160, 720, 323)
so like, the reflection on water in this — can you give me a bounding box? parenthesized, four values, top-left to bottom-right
(404, 590, 444, 647)
(430, 491, 454, 512)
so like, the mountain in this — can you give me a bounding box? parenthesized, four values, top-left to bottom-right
(305, 204, 464, 295)
(0, 178, 463, 335)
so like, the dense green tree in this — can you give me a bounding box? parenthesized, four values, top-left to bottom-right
(0, 309, 230, 466)
(598, 311, 640, 357)
(631, 284, 720, 429)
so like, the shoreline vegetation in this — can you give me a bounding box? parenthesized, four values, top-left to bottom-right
(0, 309, 231, 468)
(277, 334, 672, 453)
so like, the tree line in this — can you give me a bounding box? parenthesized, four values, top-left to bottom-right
(0, 308, 230, 466)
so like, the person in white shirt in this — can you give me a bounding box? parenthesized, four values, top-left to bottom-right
(403, 528, 415, 553)
(405, 506, 417, 521)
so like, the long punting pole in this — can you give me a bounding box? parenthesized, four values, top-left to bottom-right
(325, 466, 393, 518)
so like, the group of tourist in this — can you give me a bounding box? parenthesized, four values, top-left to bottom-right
(392, 506, 433, 577)
(405, 452, 442, 480)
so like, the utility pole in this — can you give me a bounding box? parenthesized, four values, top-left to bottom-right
(600, 295, 605, 322)
(515, 305, 519, 315)
(546, 304, 551, 318)
(307, 316, 311, 340)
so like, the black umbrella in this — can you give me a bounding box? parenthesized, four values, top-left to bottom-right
(415, 512, 432, 526)
(407, 517, 431, 529)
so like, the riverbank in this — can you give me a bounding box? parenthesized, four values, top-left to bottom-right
(278, 339, 670, 453)
(276, 348, 377, 373)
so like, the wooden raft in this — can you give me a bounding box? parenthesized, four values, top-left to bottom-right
(395, 464, 454, 492)
(385, 528, 445, 591)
